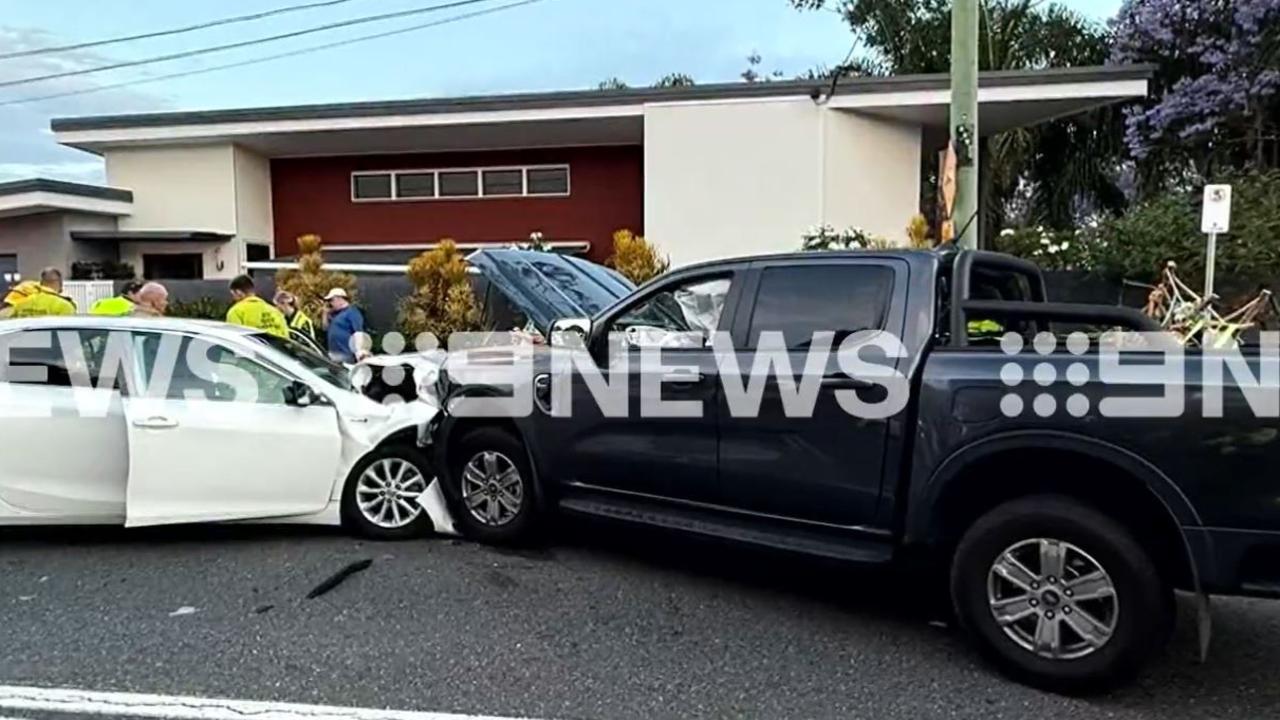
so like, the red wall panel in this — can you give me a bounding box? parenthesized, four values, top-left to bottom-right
(270, 146, 643, 263)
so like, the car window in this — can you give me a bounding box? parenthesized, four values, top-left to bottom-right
(134, 332, 296, 404)
(608, 276, 732, 350)
(0, 329, 123, 388)
(248, 332, 352, 392)
(748, 265, 894, 349)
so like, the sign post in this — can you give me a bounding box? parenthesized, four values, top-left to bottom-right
(1201, 184, 1232, 303)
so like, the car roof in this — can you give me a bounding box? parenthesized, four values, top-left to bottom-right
(0, 315, 260, 341)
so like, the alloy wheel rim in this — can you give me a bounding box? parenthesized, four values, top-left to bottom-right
(461, 451, 523, 527)
(987, 538, 1119, 660)
(355, 458, 427, 529)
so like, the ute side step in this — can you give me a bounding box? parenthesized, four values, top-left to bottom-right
(558, 493, 893, 564)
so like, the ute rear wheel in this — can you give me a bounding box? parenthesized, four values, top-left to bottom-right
(950, 495, 1173, 693)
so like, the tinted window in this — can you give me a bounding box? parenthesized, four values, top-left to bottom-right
(748, 265, 893, 349)
(352, 174, 392, 200)
(482, 169, 523, 196)
(395, 172, 435, 199)
(134, 333, 295, 404)
(438, 171, 479, 197)
(0, 329, 124, 388)
(526, 167, 569, 195)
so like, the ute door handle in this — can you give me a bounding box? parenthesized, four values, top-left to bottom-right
(662, 369, 704, 384)
(132, 416, 179, 430)
(821, 375, 874, 389)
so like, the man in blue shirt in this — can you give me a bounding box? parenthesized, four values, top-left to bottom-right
(322, 287, 367, 362)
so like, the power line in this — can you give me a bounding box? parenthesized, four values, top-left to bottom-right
(0, 0, 362, 61)
(0, 0, 546, 108)
(0, 0, 502, 91)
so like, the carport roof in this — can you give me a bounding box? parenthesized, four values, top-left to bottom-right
(51, 64, 1152, 156)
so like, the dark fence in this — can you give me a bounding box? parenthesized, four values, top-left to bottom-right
(120, 270, 1275, 333)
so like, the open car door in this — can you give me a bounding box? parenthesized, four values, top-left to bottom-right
(122, 330, 343, 527)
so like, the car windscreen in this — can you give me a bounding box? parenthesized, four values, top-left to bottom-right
(248, 332, 351, 391)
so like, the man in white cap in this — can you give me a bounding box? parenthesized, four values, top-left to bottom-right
(322, 287, 365, 362)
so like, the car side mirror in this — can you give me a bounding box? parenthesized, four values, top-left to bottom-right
(550, 317, 592, 348)
(283, 381, 323, 407)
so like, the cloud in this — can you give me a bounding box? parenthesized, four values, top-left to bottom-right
(0, 26, 170, 184)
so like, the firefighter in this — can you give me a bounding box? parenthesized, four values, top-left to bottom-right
(89, 280, 144, 316)
(225, 274, 288, 338)
(7, 268, 75, 318)
(273, 290, 316, 341)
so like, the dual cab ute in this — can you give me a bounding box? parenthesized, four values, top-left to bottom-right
(424, 249, 1280, 692)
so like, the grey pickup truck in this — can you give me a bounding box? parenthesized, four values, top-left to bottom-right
(422, 248, 1280, 692)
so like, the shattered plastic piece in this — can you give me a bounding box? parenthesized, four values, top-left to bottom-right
(168, 606, 198, 617)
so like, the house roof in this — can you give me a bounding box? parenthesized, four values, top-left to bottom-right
(0, 178, 134, 219)
(0, 178, 132, 203)
(51, 65, 1153, 132)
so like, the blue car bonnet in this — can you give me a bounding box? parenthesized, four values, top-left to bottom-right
(468, 249, 635, 333)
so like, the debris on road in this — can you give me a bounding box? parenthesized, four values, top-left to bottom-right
(306, 558, 373, 600)
(252, 604, 275, 615)
(167, 606, 198, 617)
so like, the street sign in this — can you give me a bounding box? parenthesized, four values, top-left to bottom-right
(1202, 184, 1232, 234)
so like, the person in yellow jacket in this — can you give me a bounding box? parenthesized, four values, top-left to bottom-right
(89, 280, 144, 316)
(272, 290, 316, 341)
(1, 280, 42, 315)
(226, 274, 289, 338)
(6, 268, 76, 318)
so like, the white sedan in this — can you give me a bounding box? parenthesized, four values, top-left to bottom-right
(0, 316, 452, 540)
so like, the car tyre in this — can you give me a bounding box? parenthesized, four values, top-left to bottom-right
(950, 494, 1172, 694)
(442, 427, 540, 544)
(341, 446, 436, 540)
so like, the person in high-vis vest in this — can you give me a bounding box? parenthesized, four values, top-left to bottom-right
(0, 280, 42, 317)
(273, 290, 316, 341)
(226, 274, 289, 338)
(89, 280, 144, 317)
(7, 268, 75, 318)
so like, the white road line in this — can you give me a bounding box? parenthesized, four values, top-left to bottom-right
(0, 685, 546, 720)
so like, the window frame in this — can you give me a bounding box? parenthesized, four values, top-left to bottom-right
(729, 258, 912, 354)
(350, 164, 570, 203)
(591, 269, 744, 359)
(129, 330, 311, 405)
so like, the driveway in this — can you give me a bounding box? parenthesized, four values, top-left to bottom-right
(0, 524, 1276, 719)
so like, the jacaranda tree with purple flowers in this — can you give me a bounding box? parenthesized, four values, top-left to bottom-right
(1112, 0, 1280, 188)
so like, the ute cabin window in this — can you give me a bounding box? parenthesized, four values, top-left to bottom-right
(610, 276, 732, 350)
(134, 333, 295, 404)
(748, 265, 893, 349)
(0, 329, 118, 388)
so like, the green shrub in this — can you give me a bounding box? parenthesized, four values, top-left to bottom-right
(1090, 171, 1280, 286)
(167, 296, 230, 320)
(992, 226, 1096, 272)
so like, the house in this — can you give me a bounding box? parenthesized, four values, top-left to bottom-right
(1, 65, 1149, 281)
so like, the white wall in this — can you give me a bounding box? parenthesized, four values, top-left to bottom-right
(643, 99, 924, 266)
(821, 111, 922, 245)
(103, 143, 273, 278)
(105, 144, 237, 234)
(233, 145, 273, 250)
(644, 98, 822, 267)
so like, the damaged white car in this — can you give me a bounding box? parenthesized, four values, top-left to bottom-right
(0, 316, 452, 540)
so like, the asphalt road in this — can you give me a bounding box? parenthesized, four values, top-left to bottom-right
(0, 523, 1277, 720)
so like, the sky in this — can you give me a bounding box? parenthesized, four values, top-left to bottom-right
(0, 0, 1123, 185)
